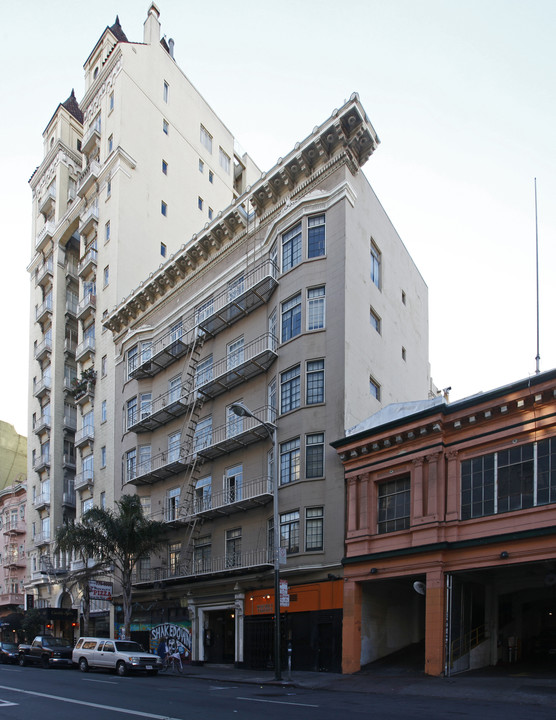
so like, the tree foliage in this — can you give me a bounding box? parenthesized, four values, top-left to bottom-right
(55, 494, 167, 639)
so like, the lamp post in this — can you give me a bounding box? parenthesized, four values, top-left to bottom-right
(230, 402, 281, 681)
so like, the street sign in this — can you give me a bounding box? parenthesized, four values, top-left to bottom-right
(279, 579, 289, 607)
(278, 547, 287, 565)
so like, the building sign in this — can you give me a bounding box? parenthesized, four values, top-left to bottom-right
(89, 580, 113, 601)
(151, 623, 191, 661)
(280, 579, 289, 607)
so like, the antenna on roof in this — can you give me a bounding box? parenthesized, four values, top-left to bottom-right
(535, 178, 540, 374)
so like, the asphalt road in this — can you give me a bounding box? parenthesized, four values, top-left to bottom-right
(1, 664, 555, 720)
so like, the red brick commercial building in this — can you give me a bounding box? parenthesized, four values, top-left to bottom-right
(333, 370, 556, 676)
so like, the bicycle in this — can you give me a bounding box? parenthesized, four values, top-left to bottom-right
(160, 652, 184, 674)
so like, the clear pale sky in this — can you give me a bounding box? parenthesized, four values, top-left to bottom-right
(1, 0, 555, 437)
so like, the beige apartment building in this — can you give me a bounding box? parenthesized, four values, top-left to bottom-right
(26, 5, 259, 632)
(105, 92, 434, 671)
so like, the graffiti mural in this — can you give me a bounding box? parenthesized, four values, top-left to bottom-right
(151, 622, 191, 663)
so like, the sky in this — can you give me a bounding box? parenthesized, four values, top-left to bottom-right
(1, 0, 555, 437)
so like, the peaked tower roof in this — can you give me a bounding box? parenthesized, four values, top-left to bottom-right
(109, 15, 128, 43)
(61, 89, 83, 124)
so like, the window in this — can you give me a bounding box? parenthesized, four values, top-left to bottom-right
(209, 170, 214, 183)
(101, 355, 107, 376)
(163, 119, 169, 135)
(219, 147, 231, 173)
(305, 507, 324, 551)
(168, 376, 181, 403)
(101, 400, 107, 423)
(282, 222, 302, 272)
(162, 159, 168, 175)
(402, 290, 406, 305)
(196, 297, 214, 328)
(280, 511, 299, 554)
(163, 81, 169, 103)
(378, 477, 410, 533)
(208, 207, 213, 220)
(227, 337, 244, 370)
(281, 293, 301, 342)
(280, 365, 300, 413)
(198, 196, 203, 211)
(196, 354, 213, 387)
(126, 397, 137, 429)
(370, 240, 381, 289)
(105, 221, 110, 242)
(402, 346, 407, 361)
(194, 535, 211, 572)
(103, 265, 109, 287)
(200, 125, 212, 153)
(226, 528, 241, 567)
(100, 491, 106, 509)
(109, 91, 114, 111)
(306, 359, 324, 405)
(108, 134, 113, 153)
(225, 464, 243, 503)
(168, 432, 181, 463)
(166, 487, 180, 522)
(107, 177, 111, 195)
(228, 275, 245, 301)
(82, 498, 94, 515)
(101, 446, 106, 468)
(161, 200, 167, 216)
(370, 376, 381, 400)
(199, 159, 204, 173)
(307, 286, 325, 330)
(161, 242, 167, 257)
(170, 321, 183, 343)
(127, 345, 138, 378)
(280, 437, 300, 485)
(126, 448, 137, 483)
(195, 476, 212, 512)
(168, 542, 181, 575)
(139, 445, 152, 475)
(370, 307, 381, 333)
(306, 433, 324, 478)
(140, 393, 152, 419)
(226, 404, 243, 438)
(308, 215, 325, 257)
(194, 416, 212, 451)
(268, 377, 277, 421)
(140, 341, 152, 365)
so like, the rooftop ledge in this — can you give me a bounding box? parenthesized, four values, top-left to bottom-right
(104, 93, 379, 334)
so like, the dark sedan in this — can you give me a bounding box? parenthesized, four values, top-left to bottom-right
(0, 641, 19, 663)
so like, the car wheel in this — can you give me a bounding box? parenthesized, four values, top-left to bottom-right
(18, 654, 26, 667)
(79, 658, 89, 673)
(116, 661, 127, 677)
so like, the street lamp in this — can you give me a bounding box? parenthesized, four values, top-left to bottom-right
(230, 401, 281, 681)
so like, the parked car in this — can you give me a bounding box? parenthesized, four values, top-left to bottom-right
(72, 636, 162, 676)
(18, 635, 74, 668)
(0, 641, 19, 664)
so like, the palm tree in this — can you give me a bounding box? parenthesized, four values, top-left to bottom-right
(56, 494, 167, 640)
(55, 515, 109, 635)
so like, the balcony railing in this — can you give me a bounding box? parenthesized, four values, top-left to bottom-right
(33, 492, 51, 510)
(35, 257, 54, 286)
(3, 520, 26, 535)
(63, 453, 76, 469)
(81, 123, 101, 156)
(33, 414, 51, 435)
(35, 220, 55, 252)
(34, 337, 53, 361)
(134, 548, 271, 585)
(38, 185, 56, 216)
(78, 248, 98, 277)
(63, 413, 77, 431)
(127, 387, 198, 434)
(76, 293, 96, 320)
(128, 258, 278, 379)
(62, 489, 76, 507)
(74, 471, 94, 491)
(183, 475, 273, 520)
(66, 260, 79, 280)
(64, 338, 77, 355)
(77, 160, 101, 197)
(0, 592, 25, 606)
(33, 453, 50, 472)
(78, 203, 99, 236)
(195, 333, 277, 400)
(66, 299, 78, 317)
(75, 425, 94, 448)
(76, 337, 95, 362)
(35, 296, 53, 323)
(33, 376, 51, 398)
(125, 448, 195, 487)
(33, 532, 51, 547)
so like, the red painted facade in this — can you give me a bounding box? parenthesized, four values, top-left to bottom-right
(334, 371, 556, 675)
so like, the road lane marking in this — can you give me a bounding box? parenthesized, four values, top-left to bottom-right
(0, 685, 182, 719)
(0, 699, 18, 707)
(82, 678, 119, 684)
(236, 696, 319, 708)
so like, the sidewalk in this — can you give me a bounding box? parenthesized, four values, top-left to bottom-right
(178, 662, 556, 707)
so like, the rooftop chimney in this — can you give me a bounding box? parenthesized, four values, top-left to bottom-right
(143, 3, 161, 45)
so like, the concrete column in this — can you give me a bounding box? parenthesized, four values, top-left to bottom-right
(346, 476, 358, 532)
(412, 458, 424, 521)
(425, 453, 439, 519)
(342, 578, 362, 674)
(445, 451, 459, 521)
(424, 567, 445, 676)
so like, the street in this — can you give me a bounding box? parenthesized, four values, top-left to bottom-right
(1, 665, 555, 720)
